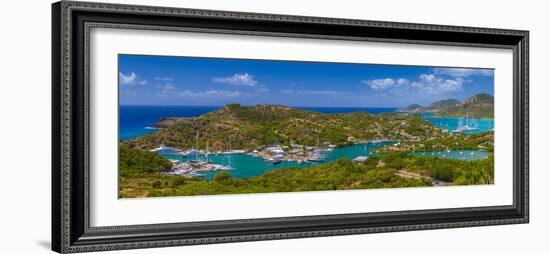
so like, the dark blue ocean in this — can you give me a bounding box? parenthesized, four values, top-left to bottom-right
(119, 105, 397, 140)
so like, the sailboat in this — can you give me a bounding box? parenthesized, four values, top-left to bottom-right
(309, 135, 326, 162)
(269, 154, 284, 164)
(219, 139, 235, 170)
(452, 113, 478, 133)
(150, 141, 177, 154)
(205, 138, 214, 163)
(178, 130, 203, 157)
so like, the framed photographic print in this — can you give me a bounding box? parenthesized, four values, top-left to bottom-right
(52, 1, 529, 253)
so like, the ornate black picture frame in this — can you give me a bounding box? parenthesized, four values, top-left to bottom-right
(52, 1, 529, 253)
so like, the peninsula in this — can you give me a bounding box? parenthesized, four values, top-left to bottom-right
(400, 93, 494, 118)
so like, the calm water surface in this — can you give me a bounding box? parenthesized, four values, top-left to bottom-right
(422, 117, 494, 134)
(162, 142, 394, 180)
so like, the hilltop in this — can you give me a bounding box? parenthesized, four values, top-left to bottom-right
(429, 99, 462, 109)
(124, 104, 447, 151)
(404, 104, 423, 111)
(402, 93, 494, 118)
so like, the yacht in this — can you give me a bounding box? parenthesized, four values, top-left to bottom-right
(150, 142, 177, 154)
(270, 154, 284, 164)
(309, 152, 326, 162)
(178, 149, 203, 157)
(452, 114, 478, 133)
(353, 156, 368, 163)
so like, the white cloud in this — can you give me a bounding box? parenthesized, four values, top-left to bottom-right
(212, 73, 258, 87)
(280, 89, 337, 95)
(433, 68, 493, 77)
(154, 77, 174, 81)
(396, 78, 410, 86)
(411, 75, 464, 94)
(362, 78, 410, 90)
(156, 83, 176, 96)
(364, 78, 394, 90)
(419, 74, 436, 82)
(119, 72, 147, 85)
(362, 73, 464, 95)
(178, 89, 241, 98)
(256, 87, 270, 93)
(156, 82, 241, 98)
(119, 72, 136, 84)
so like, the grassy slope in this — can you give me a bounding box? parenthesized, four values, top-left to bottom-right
(119, 153, 494, 198)
(119, 145, 172, 177)
(376, 132, 494, 153)
(124, 104, 446, 151)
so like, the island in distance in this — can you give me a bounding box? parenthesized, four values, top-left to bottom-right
(399, 93, 494, 118)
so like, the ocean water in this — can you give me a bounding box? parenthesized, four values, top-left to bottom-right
(119, 105, 397, 140)
(120, 105, 220, 140)
(422, 117, 494, 134)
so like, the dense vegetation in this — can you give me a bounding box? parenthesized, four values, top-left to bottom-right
(382, 152, 494, 185)
(119, 153, 494, 198)
(376, 131, 494, 153)
(402, 93, 494, 118)
(124, 104, 446, 151)
(119, 145, 172, 178)
(430, 99, 462, 108)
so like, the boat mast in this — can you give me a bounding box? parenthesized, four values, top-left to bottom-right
(206, 138, 209, 160)
(195, 129, 199, 161)
(228, 139, 232, 167)
(317, 134, 321, 152)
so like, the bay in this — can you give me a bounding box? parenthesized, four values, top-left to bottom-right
(422, 117, 494, 134)
(162, 142, 394, 180)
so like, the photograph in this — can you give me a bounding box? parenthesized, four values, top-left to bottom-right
(118, 55, 495, 198)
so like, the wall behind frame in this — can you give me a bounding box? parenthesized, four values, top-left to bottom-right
(0, 0, 546, 253)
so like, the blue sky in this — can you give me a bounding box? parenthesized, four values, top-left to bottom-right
(119, 54, 494, 107)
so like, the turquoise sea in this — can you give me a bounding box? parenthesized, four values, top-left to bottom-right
(162, 142, 393, 180)
(422, 117, 494, 134)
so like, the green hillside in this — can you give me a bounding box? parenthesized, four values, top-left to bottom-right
(123, 104, 447, 151)
(405, 104, 423, 111)
(430, 99, 461, 109)
(402, 93, 494, 118)
(120, 153, 494, 198)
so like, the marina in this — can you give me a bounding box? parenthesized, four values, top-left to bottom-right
(157, 141, 493, 181)
(422, 117, 494, 134)
(159, 141, 393, 180)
